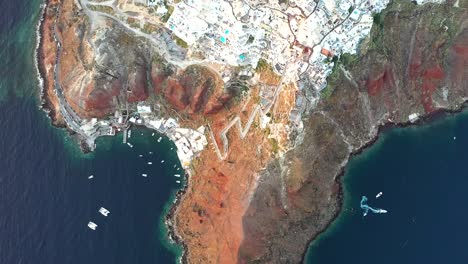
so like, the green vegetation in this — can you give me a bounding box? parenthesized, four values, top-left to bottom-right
(368, 11, 389, 55)
(255, 58, 272, 72)
(142, 23, 158, 34)
(338, 53, 358, 68)
(321, 53, 358, 100)
(87, 4, 115, 16)
(160, 1, 175, 23)
(173, 35, 189, 48)
(320, 85, 334, 99)
(270, 138, 279, 154)
(372, 12, 384, 30)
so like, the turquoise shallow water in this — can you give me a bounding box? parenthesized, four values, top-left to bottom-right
(0, 0, 182, 263)
(307, 111, 468, 264)
(4, 0, 468, 263)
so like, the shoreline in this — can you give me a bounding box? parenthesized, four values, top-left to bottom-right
(164, 171, 190, 264)
(35, 1, 189, 258)
(34, 0, 467, 263)
(36, 0, 61, 126)
(299, 101, 468, 263)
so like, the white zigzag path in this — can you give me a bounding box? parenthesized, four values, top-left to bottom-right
(209, 63, 290, 160)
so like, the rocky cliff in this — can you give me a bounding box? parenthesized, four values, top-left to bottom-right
(239, 1, 468, 262)
(38, 0, 468, 263)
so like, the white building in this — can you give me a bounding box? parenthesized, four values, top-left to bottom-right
(137, 105, 152, 114)
(408, 113, 420, 123)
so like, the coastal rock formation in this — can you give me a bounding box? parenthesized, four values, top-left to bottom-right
(239, 2, 468, 262)
(37, 0, 468, 263)
(39, 0, 231, 121)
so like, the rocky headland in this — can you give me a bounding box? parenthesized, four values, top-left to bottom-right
(37, 0, 467, 263)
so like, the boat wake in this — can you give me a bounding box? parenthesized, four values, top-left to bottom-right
(360, 196, 388, 217)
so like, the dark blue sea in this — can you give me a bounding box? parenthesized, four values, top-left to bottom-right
(4, 0, 468, 263)
(307, 112, 468, 264)
(0, 0, 182, 263)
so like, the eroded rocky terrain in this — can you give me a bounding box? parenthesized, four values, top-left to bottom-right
(38, 0, 468, 263)
(239, 1, 468, 262)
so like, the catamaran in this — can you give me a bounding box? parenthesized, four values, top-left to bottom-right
(88, 221, 97, 230)
(99, 207, 110, 217)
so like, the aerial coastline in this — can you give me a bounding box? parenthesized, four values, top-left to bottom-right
(35, 0, 468, 263)
(299, 98, 468, 263)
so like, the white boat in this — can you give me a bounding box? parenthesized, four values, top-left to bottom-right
(127, 142, 133, 148)
(376, 192, 383, 198)
(161, 160, 165, 163)
(88, 221, 98, 230)
(177, 168, 180, 171)
(176, 180, 181, 184)
(128, 130, 132, 138)
(157, 137, 162, 142)
(174, 174, 180, 177)
(142, 174, 148, 177)
(88, 175, 94, 179)
(149, 151, 153, 154)
(139, 154, 143, 157)
(99, 207, 110, 217)
(147, 162, 153, 165)
(152, 133, 155, 136)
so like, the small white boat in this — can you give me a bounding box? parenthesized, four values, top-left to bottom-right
(127, 142, 133, 148)
(173, 165, 176, 168)
(128, 130, 132, 138)
(170, 147, 174, 150)
(139, 154, 143, 158)
(149, 151, 153, 154)
(152, 133, 155, 136)
(142, 174, 148, 177)
(157, 137, 162, 142)
(88, 221, 97, 230)
(147, 162, 153, 165)
(88, 175, 94, 179)
(177, 168, 180, 171)
(376, 192, 383, 198)
(174, 174, 180, 177)
(99, 207, 110, 217)
(176, 180, 181, 184)
(161, 160, 165, 163)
